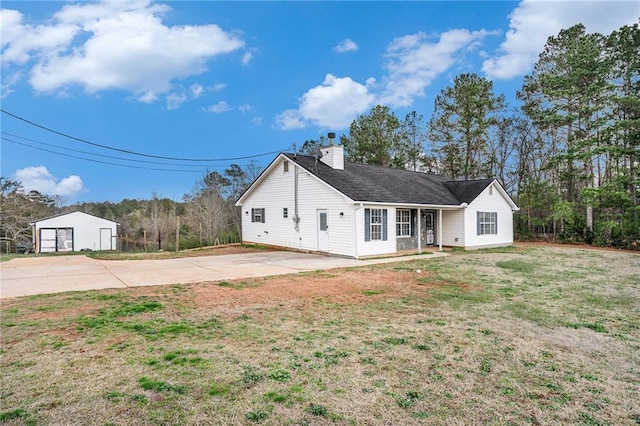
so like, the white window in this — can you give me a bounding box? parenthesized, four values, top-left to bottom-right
(283, 207, 288, 218)
(477, 212, 497, 235)
(396, 209, 411, 237)
(283, 160, 289, 172)
(365, 208, 387, 241)
(371, 209, 383, 240)
(252, 208, 265, 223)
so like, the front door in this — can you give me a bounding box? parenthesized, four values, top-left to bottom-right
(317, 209, 328, 252)
(422, 211, 436, 246)
(100, 228, 112, 250)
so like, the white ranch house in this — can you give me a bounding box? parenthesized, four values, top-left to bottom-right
(236, 144, 519, 259)
(31, 211, 118, 253)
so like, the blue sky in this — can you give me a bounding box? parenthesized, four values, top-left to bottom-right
(1, 1, 638, 203)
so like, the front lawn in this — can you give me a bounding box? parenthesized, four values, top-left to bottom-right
(1, 247, 638, 425)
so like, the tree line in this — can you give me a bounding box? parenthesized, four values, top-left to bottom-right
(1, 23, 638, 252)
(0, 162, 261, 253)
(334, 23, 638, 249)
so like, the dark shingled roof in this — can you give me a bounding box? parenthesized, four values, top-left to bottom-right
(283, 153, 493, 206)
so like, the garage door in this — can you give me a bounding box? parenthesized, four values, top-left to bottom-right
(39, 229, 57, 253)
(39, 228, 73, 253)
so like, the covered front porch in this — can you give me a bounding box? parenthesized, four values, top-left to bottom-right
(394, 206, 461, 253)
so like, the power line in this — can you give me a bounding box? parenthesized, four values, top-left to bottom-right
(1, 108, 289, 162)
(2, 137, 206, 173)
(2, 132, 228, 168)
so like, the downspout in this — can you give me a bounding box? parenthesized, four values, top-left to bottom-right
(294, 164, 300, 232)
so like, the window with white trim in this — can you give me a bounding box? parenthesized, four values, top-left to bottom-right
(283, 208, 288, 218)
(365, 208, 387, 241)
(252, 208, 265, 223)
(396, 209, 411, 237)
(477, 211, 497, 235)
(283, 160, 289, 172)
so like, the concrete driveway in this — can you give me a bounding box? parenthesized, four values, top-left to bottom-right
(0, 251, 446, 298)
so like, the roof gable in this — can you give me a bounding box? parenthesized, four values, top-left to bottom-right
(284, 154, 462, 206)
(32, 211, 119, 225)
(444, 179, 494, 204)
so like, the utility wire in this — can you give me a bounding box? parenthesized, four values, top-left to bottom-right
(1, 108, 289, 162)
(2, 137, 207, 173)
(1, 132, 238, 169)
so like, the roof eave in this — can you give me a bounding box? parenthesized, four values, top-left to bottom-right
(352, 201, 464, 210)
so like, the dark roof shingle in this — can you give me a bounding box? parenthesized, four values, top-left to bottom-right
(284, 153, 491, 206)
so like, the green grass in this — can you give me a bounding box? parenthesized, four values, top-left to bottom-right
(1, 247, 638, 425)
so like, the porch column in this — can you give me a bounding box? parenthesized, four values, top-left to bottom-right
(417, 208, 422, 254)
(438, 209, 443, 252)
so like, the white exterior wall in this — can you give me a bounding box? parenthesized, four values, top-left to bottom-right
(463, 183, 515, 249)
(35, 212, 117, 251)
(441, 209, 465, 247)
(239, 158, 356, 257)
(354, 205, 397, 258)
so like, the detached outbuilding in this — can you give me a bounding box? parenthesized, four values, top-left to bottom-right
(31, 211, 118, 253)
(235, 143, 519, 258)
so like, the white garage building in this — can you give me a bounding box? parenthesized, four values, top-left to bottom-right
(31, 211, 118, 253)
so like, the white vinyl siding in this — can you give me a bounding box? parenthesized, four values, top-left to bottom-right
(239, 157, 355, 257)
(356, 206, 395, 257)
(441, 209, 465, 247)
(464, 183, 514, 249)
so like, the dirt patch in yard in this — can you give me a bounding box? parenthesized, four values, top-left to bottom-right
(67, 267, 438, 318)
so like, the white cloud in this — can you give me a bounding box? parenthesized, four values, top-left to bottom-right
(166, 92, 187, 110)
(206, 101, 231, 113)
(238, 103, 252, 113)
(483, 0, 639, 79)
(1, 1, 244, 101)
(250, 116, 263, 125)
(165, 82, 205, 110)
(241, 48, 257, 65)
(14, 166, 85, 197)
(189, 83, 204, 98)
(1, 70, 22, 99)
(380, 29, 495, 107)
(334, 38, 359, 53)
(276, 109, 306, 130)
(276, 74, 375, 130)
(0, 8, 78, 65)
(212, 83, 226, 91)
